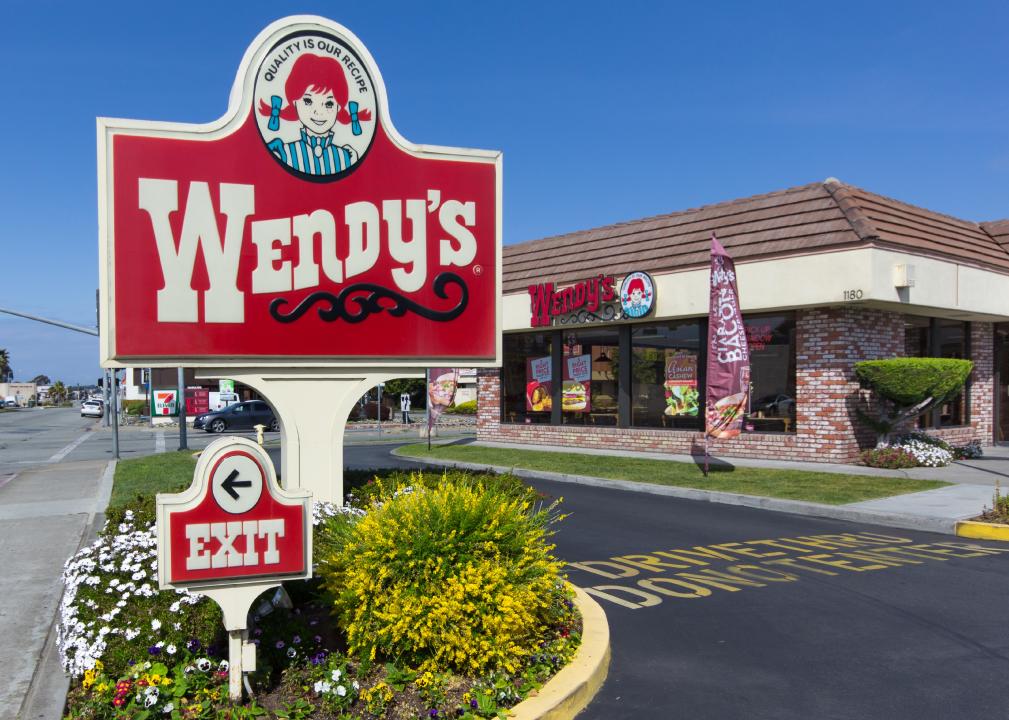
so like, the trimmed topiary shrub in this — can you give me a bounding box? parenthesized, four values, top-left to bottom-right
(854, 357, 972, 447)
(318, 474, 567, 675)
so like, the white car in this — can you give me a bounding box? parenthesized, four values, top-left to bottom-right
(81, 399, 104, 418)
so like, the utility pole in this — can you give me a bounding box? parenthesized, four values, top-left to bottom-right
(177, 367, 188, 450)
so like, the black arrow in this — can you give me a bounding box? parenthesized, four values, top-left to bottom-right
(221, 469, 252, 501)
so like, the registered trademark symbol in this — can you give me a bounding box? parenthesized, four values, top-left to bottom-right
(473, 265, 483, 276)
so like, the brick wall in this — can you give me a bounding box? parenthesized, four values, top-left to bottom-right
(966, 322, 994, 445)
(793, 307, 906, 462)
(476, 310, 996, 464)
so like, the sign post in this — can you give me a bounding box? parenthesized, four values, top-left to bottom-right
(156, 437, 311, 700)
(98, 15, 502, 504)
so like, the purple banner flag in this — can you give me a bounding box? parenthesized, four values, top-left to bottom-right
(427, 367, 459, 431)
(705, 235, 750, 440)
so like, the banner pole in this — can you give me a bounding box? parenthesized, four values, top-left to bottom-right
(426, 370, 432, 451)
(704, 434, 709, 477)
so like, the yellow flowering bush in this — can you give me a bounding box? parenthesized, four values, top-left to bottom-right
(318, 473, 566, 675)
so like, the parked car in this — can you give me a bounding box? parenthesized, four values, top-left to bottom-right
(193, 400, 278, 433)
(81, 399, 104, 418)
(754, 393, 795, 417)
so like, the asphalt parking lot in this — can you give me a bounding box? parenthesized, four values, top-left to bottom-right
(536, 477, 1009, 720)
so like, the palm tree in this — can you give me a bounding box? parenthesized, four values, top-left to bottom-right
(0, 348, 11, 383)
(50, 380, 67, 405)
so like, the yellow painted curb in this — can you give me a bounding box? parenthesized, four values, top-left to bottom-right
(508, 585, 611, 720)
(955, 520, 1009, 542)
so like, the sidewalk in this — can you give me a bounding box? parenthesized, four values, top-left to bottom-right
(399, 440, 1006, 536)
(0, 459, 114, 720)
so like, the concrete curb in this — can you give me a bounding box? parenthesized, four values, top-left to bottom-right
(393, 450, 960, 536)
(956, 520, 1009, 542)
(509, 586, 610, 720)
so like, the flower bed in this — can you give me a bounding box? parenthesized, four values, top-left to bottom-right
(60, 470, 580, 719)
(862, 432, 982, 469)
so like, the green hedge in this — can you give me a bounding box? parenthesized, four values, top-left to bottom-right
(121, 399, 147, 416)
(445, 399, 477, 415)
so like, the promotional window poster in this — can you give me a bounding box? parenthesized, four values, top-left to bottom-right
(664, 350, 698, 416)
(562, 354, 592, 413)
(526, 356, 552, 412)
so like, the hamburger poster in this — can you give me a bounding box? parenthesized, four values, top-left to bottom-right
(563, 354, 591, 413)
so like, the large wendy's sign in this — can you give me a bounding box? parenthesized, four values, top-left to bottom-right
(98, 16, 501, 367)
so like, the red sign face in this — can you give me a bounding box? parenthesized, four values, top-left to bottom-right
(157, 442, 311, 588)
(100, 17, 500, 367)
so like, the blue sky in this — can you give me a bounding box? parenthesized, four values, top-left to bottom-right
(1, 0, 1007, 384)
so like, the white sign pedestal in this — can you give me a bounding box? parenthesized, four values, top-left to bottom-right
(198, 368, 423, 504)
(202, 584, 277, 700)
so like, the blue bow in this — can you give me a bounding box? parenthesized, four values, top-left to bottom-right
(268, 95, 282, 131)
(349, 101, 362, 136)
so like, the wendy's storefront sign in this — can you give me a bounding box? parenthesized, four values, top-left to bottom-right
(99, 16, 500, 366)
(528, 271, 654, 326)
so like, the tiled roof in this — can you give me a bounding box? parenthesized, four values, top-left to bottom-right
(981, 219, 1009, 254)
(502, 179, 1009, 294)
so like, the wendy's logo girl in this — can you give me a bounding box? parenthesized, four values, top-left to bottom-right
(255, 41, 376, 180)
(620, 272, 655, 319)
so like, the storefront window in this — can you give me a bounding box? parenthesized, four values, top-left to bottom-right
(561, 328, 620, 426)
(937, 319, 967, 427)
(905, 316, 969, 428)
(631, 321, 702, 429)
(502, 332, 553, 424)
(743, 314, 796, 433)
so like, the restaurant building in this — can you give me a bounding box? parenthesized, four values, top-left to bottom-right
(476, 178, 1009, 463)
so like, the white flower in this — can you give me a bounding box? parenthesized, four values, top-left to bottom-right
(196, 658, 211, 672)
(336, 685, 347, 696)
(125, 628, 140, 641)
(313, 680, 332, 694)
(219, 660, 229, 672)
(151, 619, 161, 631)
(162, 703, 174, 714)
(331, 669, 342, 681)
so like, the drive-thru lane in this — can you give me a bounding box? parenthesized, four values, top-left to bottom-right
(537, 476, 1009, 720)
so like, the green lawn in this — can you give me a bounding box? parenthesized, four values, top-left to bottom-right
(110, 450, 198, 509)
(396, 444, 949, 505)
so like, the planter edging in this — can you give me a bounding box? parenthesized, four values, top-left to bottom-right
(507, 584, 610, 720)
(955, 519, 1009, 542)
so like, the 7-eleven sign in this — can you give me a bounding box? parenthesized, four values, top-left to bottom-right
(153, 390, 178, 416)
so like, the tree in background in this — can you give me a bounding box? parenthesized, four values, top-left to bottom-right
(31, 374, 51, 385)
(855, 358, 973, 447)
(49, 380, 67, 405)
(383, 378, 427, 407)
(0, 348, 12, 382)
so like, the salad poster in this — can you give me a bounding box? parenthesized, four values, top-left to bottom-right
(664, 350, 698, 416)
